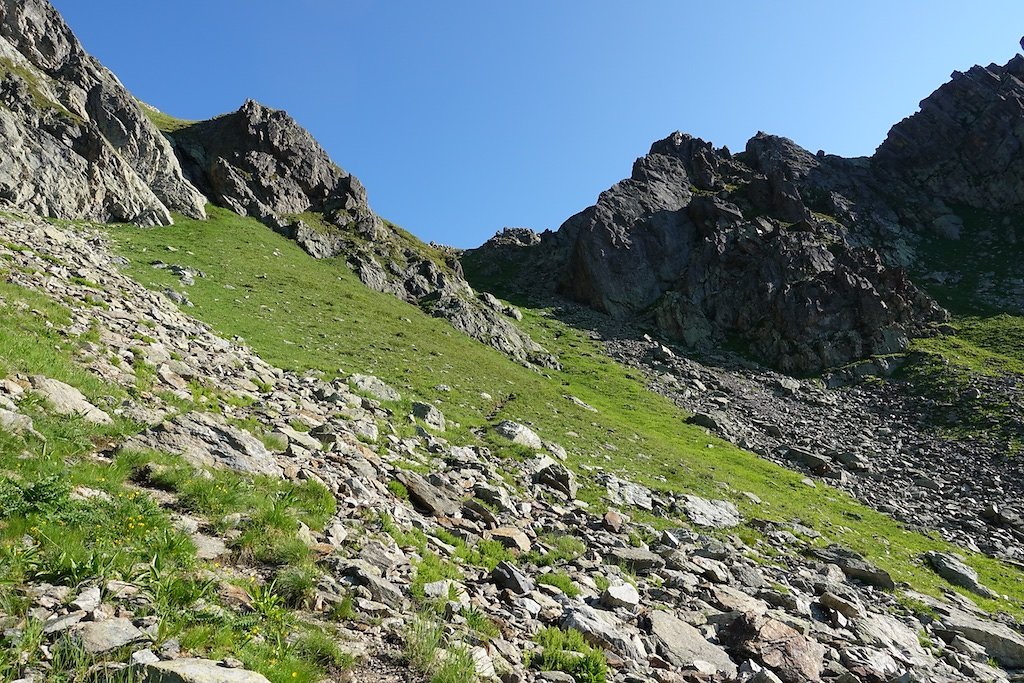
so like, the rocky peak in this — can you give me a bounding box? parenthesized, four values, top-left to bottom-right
(0, 0, 206, 225)
(169, 99, 374, 231)
(874, 49, 1024, 214)
(166, 100, 559, 369)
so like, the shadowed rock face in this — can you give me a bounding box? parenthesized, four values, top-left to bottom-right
(553, 131, 946, 375)
(875, 54, 1024, 214)
(0, 0, 206, 224)
(468, 46, 1024, 375)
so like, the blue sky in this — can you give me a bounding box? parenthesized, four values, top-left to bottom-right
(53, 1, 1024, 247)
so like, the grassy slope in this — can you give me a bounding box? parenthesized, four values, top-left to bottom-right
(103, 207, 1024, 615)
(901, 207, 1024, 446)
(0, 243, 349, 682)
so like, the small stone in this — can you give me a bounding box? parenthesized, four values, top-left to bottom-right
(601, 582, 640, 609)
(70, 585, 101, 612)
(489, 527, 531, 553)
(77, 618, 147, 655)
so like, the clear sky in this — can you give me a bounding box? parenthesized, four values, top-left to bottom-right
(51, 1, 1024, 248)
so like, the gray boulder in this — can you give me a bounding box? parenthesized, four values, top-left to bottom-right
(813, 545, 895, 589)
(30, 375, 111, 424)
(124, 412, 282, 477)
(682, 495, 741, 528)
(141, 658, 271, 683)
(924, 551, 997, 598)
(646, 610, 737, 676)
(496, 420, 543, 449)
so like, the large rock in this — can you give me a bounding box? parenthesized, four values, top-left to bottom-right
(812, 545, 895, 589)
(936, 604, 1024, 668)
(124, 412, 282, 477)
(30, 375, 112, 424)
(349, 373, 400, 402)
(0, 0, 205, 224)
(924, 551, 997, 598)
(142, 658, 271, 683)
(394, 470, 460, 517)
(75, 618, 147, 655)
(606, 546, 665, 575)
(722, 612, 825, 683)
(682, 495, 741, 528)
(646, 610, 737, 677)
(560, 604, 648, 661)
(495, 420, 543, 449)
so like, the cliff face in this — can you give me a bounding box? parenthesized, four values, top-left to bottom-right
(0, 0, 205, 224)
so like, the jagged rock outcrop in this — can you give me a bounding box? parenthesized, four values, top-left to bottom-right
(875, 53, 1024, 216)
(469, 43, 1024, 374)
(167, 99, 377, 237)
(472, 132, 944, 375)
(0, 0, 205, 224)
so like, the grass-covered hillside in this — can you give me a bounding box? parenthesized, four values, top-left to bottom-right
(106, 206, 1024, 615)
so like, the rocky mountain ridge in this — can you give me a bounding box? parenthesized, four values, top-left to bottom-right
(157, 99, 559, 370)
(1, 3, 1024, 683)
(467, 47, 1024, 375)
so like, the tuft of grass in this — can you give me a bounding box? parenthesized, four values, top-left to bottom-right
(387, 479, 410, 500)
(529, 627, 607, 683)
(274, 565, 321, 608)
(431, 644, 477, 683)
(536, 571, 580, 598)
(403, 613, 443, 673)
(526, 534, 586, 567)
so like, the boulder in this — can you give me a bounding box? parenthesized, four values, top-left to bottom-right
(141, 658, 271, 683)
(682, 495, 741, 528)
(923, 551, 997, 598)
(30, 376, 112, 424)
(124, 412, 282, 477)
(531, 456, 578, 499)
(722, 612, 825, 683)
(495, 420, 543, 449)
(76, 618, 147, 655)
(412, 401, 446, 431)
(600, 582, 640, 609)
(646, 610, 737, 676)
(560, 604, 648, 661)
(607, 547, 665, 575)
(812, 545, 895, 589)
(349, 374, 400, 402)
(937, 604, 1024, 668)
(394, 471, 460, 517)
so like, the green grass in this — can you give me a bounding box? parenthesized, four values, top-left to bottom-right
(536, 571, 580, 598)
(102, 206, 1024, 616)
(139, 102, 197, 133)
(528, 627, 606, 683)
(901, 314, 1024, 446)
